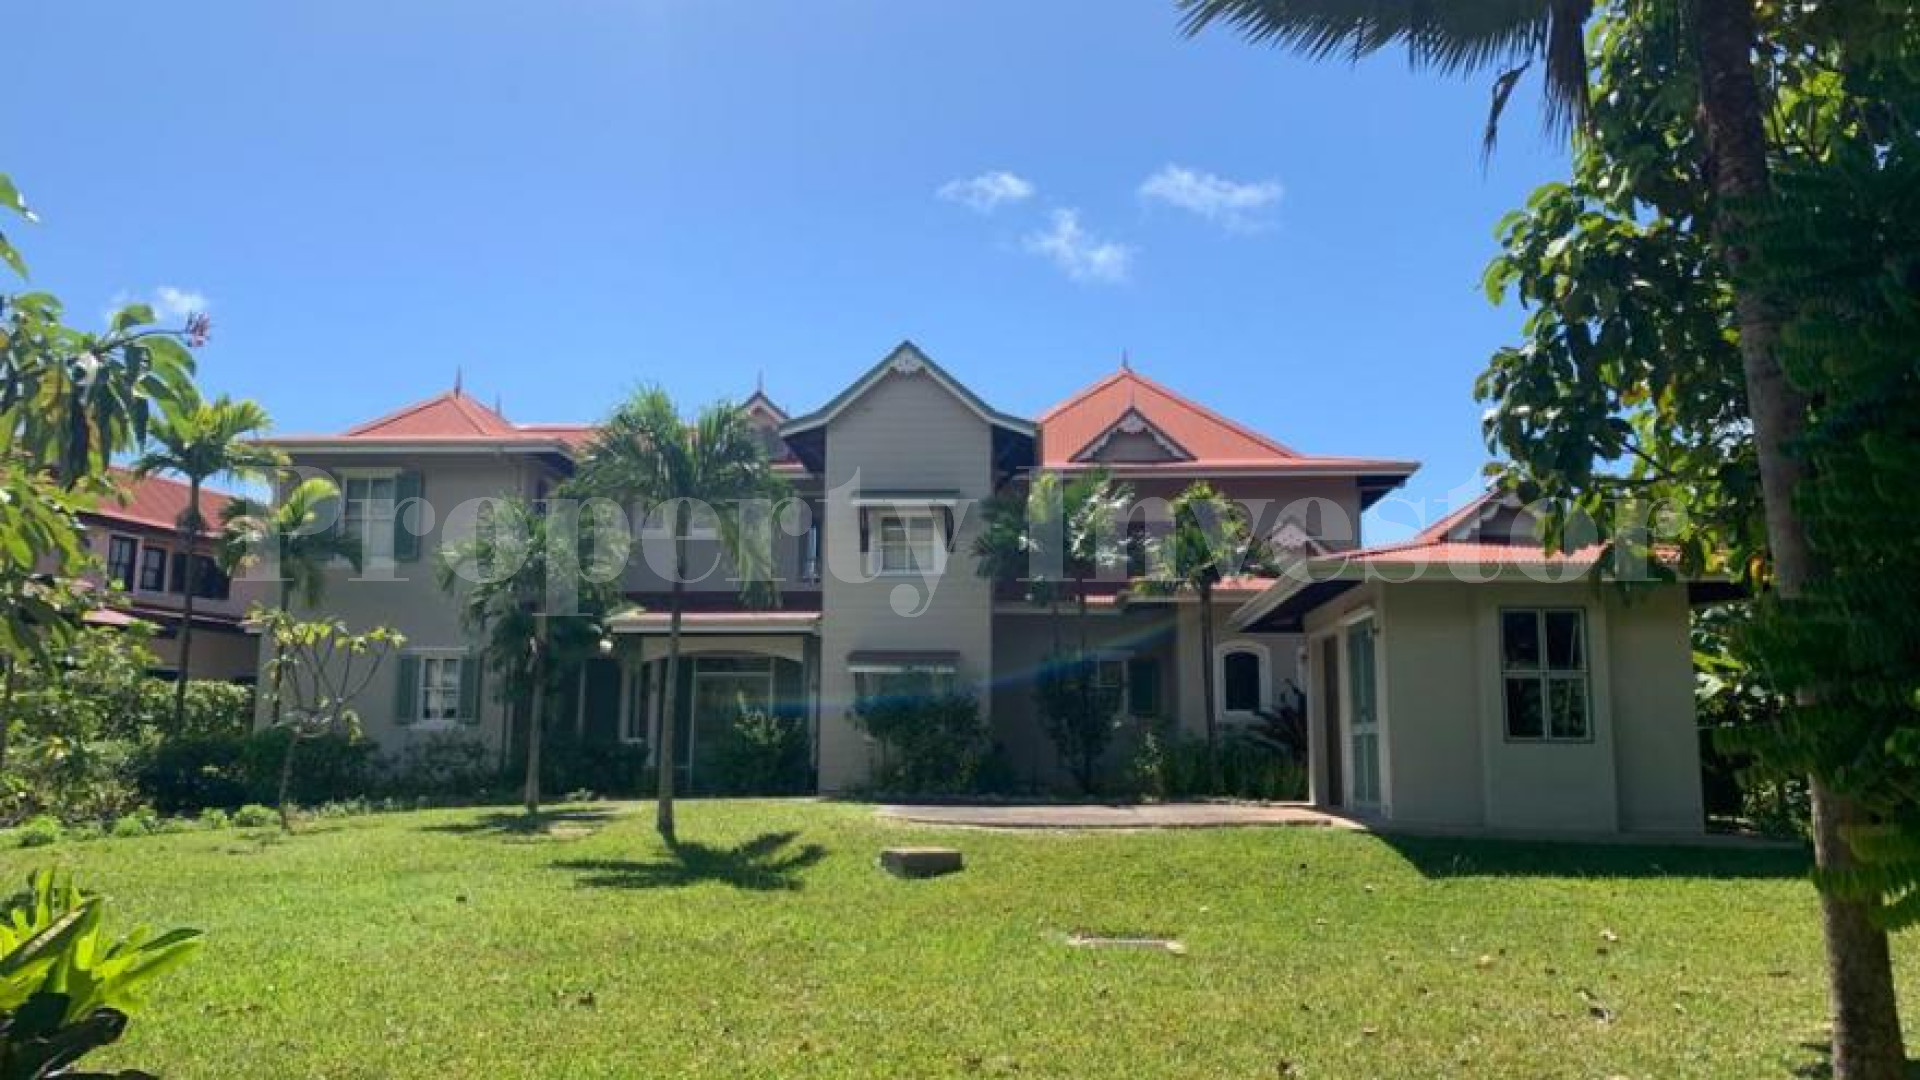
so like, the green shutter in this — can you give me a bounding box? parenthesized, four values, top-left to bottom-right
(394, 471, 424, 562)
(394, 655, 419, 725)
(1127, 658, 1160, 718)
(460, 652, 483, 726)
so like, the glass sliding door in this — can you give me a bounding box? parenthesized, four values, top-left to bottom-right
(1346, 619, 1381, 809)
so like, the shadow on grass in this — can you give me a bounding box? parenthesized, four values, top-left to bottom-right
(553, 830, 828, 892)
(1380, 833, 1810, 881)
(421, 808, 619, 840)
(1791, 1038, 1920, 1078)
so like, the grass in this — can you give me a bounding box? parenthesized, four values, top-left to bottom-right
(3, 799, 1913, 1079)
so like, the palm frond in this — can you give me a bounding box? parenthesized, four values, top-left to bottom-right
(1177, 0, 1593, 148)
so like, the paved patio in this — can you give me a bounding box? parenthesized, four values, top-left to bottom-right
(874, 801, 1364, 831)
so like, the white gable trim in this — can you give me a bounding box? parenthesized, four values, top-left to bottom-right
(1069, 407, 1194, 464)
(779, 342, 1035, 438)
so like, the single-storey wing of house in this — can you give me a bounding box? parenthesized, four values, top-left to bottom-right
(1231, 493, 1709, 837)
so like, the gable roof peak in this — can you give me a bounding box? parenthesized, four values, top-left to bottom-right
(343, 387, 517, 438)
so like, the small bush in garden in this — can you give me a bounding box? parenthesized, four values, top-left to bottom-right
(133, 732, 250, 814)
(240, 729, 376, 807)
(231, 804, 278, 829)
(535, 727, 650, 797)
(15, 815, 60, 848)
(706, 708, 812, 795)
(852, 691, 988, 795)
(110, 812, 155, 839)
(378, 733, 496, 798)
(198, 807, 230, 830)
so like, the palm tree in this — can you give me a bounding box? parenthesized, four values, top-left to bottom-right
(437, 495, 610, 816)
(134, 392, 283, 730)
(974, 468, 1132, 651)
(1173, 4, 1903, 1074)
(975, 468, 1133, 791)
(220, 476, 362, 721)
(1149, 482, 1270, 763)
(572, 388, 787, 844)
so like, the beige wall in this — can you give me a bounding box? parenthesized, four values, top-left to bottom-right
(816, 368, 998, 790)
(257, 452, 562, 757)
(1304, 579, 1702, 835)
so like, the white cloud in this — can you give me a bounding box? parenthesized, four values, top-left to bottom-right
(106, 285, 210, 325)
(1138, 165, 1283, 231)
(153, 285, 210, 319)
(937, 170, 1037, 213)
(1023, 209, 1133, 284)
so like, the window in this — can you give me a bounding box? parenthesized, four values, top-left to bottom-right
(138, 546, 168, 592)
(106, 536, 137, 591)
(165, 554, 227, 599)
(1095, 659, 1126, 708)
(1223, 649, 1264, 713)
(874, 512, 941, 575)
(1126, 657, 1161, 717)
(419, 656, 465, 723)
(853, 665, 955, 703)
(1501, 609, 1590, 741)
(340, 473, 398, 561)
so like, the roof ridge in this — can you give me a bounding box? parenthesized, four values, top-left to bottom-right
(344, 388, 513, 437)
(1118, 367, 1299, 458)
(1035, 368, 1131, 423)
(1413, 490, 1501, 543)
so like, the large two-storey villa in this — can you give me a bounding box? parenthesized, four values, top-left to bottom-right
(258, 342, 1707, 835)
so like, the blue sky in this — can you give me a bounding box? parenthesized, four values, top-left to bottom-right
(14, 1, 1566, 539)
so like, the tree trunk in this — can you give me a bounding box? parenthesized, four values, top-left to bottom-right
(269, 581, 289, 724)
(172, 478, 203, 729)
(524, 633, 544, 816)
(276, 731, 298, 832)
(1198, 581, 1218, 769)
(656, 540, 685, 845)
(0, 657, 15, 779)
(1693, 3, 1906, 1075)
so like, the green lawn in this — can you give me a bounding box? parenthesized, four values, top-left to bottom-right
(5, 800, 1912, 1079)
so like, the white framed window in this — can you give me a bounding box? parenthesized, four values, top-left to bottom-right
(1217, 642, 1271, 718)
(339, 471, 398, 562)
(872, 512, 943, 576)
(418, 654, 466, 726)
(852, 664, 956, 702)
(1500, 608, 1590, 742)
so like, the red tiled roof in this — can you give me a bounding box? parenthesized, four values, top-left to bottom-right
(345, 390, 519, 438)
(1036, 367, 1416, 475)
(1325, 540, 1603, 570)
(89, 468, 235, 536)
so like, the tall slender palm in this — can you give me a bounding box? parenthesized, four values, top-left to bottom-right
(438, 495, 610, 816)
(1176, 3, 1903, 1074)
(1149, 482, 1271, 762)
(572, 388, 787, 844)
(220, 476, 362, 721)
(134, 392, 283, 729)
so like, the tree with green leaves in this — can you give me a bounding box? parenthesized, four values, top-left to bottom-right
(571, 389, 787, 843)
(975, 468, 1134, 790)
(134, 390, 284, 731)
(221, 475, 362, 723)
(437, 495, 616, 816)
(0, 171, 199, 670)
(1177, 4, 1912, 1071)
(253, 608, 403, 831)
(1147, 482, 1271, 764)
